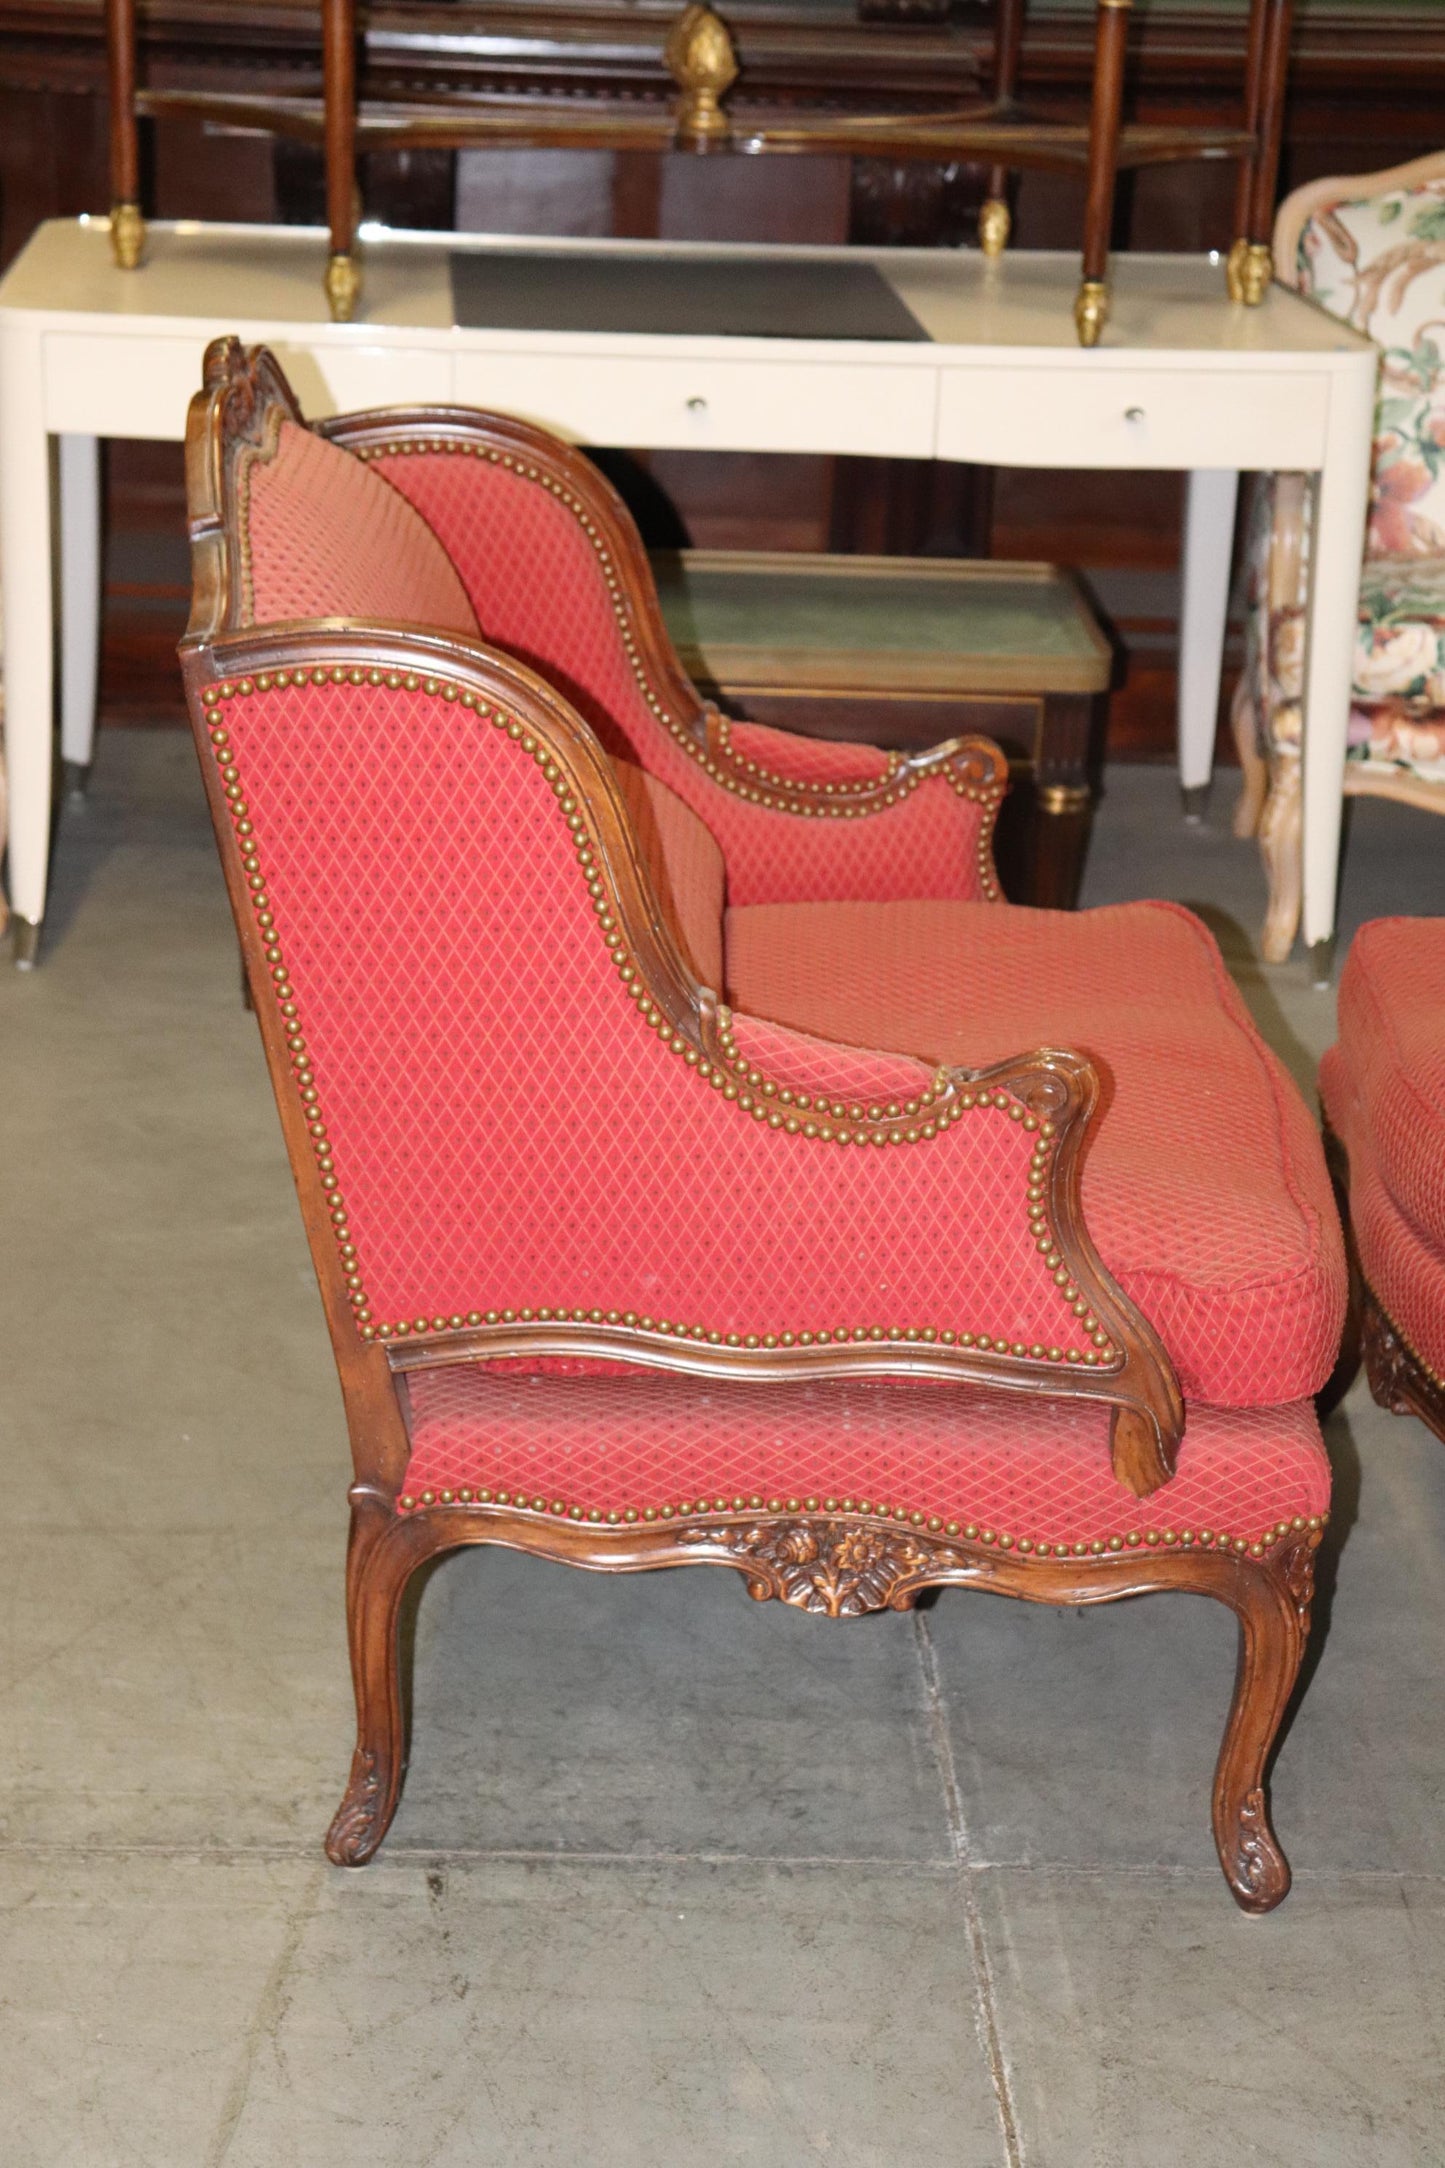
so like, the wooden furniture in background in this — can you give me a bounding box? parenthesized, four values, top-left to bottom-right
(101, 0, 1296, 338)
(180, 335, 1340, 1904)
(0, 221, 1376, 970)
(654, 549, 1113, 905)
(1, 0, 1439, 747)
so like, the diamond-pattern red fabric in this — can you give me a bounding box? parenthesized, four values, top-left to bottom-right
(223, 678, 1083, 1347)
(722, 720, 893, 785)
(725, 896, 1346, 1405)
(245, 422, 478, 635)
(401, 1366, 1331, 1547)
(371, 449, 994, 906)
(609, 758, 726, 989)
(1325, 916, 1445, 1244)
(1324, 1056, 1445, 1378)
(727, 1012, 937, 1108)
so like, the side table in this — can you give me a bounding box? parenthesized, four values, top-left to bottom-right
(654, 550, 1112, 908)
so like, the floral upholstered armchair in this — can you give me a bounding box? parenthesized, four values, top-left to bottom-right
(182, 339, 1344, 1912)
(1234, 151, 1445, 962)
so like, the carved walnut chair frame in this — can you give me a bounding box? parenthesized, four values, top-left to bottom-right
(181, 339, 1322, 1911)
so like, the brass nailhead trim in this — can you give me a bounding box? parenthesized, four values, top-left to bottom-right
(204, 674, 1097, 1355)
(358, 435, 1002, 896)
(394, 1487, 1326, 1559)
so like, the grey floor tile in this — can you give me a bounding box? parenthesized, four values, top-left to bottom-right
(923, 1577, 1234, 1876)
(927, 1379, 1445, 1883)
(980, 1866, 1445, 2168)
(221, 1857, 1007, 2168)
(0, 1852, 321, 2168)
(395, 1544, 953, 1862)
(0, 1522, 351, 1852)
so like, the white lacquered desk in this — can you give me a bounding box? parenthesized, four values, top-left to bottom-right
(0, 218, 1377, 972)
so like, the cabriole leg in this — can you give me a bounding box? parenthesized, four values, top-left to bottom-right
(325, 1501, 428, 1865)
(1211, 1537, 1316, 1912)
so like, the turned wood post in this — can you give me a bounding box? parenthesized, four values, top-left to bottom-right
(981, 0, 1028, 257)
(105, 0, 145, 267)
(1229, 0, 1293, 303)
(1075, 0, 1130, 346)
(322, 0, 361, 321)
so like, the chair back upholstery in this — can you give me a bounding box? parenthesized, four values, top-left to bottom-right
(1276, 151, 1445, 557)
(242, 414, 479, 635)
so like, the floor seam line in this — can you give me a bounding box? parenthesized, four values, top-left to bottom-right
(913, 1607, 1025, 2168)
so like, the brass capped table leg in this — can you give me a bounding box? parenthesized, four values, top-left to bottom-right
(979, 198, 1011, 259)
(1227, 240, 1274, 306)
(1074, 279, 1109, 348)
(325, 252, 361, 324)
(110, 202, 145, 270)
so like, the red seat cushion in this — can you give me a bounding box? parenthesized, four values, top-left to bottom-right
(724, 896, 1345, 1406)
(1323, 916, 1445, 1245)
(399, 1364, 1329, 1556)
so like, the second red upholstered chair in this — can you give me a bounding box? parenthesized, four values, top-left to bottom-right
(181, 338, 1344, 1911)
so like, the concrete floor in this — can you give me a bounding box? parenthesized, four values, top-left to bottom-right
(3, 735, 1445, 2166)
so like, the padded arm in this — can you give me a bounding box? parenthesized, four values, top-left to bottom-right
(182, 623, 1180, 1497)
(321, 406, 1007, 908)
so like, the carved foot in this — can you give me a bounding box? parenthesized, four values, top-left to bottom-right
(324, 1744, 396, 1866)
(1074, 279, 1109, 348)
(978, 198, 1011, 259)
(110, 202, 145, 271)
(1218, 1783, 1292, 1913)
(324, 252, 362, 325)
(1180, 783, 1210, 824)
(63, 759, 92, 803)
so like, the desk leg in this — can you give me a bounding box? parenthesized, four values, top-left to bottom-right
(1, 330, 53, 966)
(1300, 375, 1374, 983)
(59, 434, 101, 799)
(1178, 468, 1239, 819)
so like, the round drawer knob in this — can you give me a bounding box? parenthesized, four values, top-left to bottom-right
(686, 395, 708, 414)
(1124, 405, 1146, 423)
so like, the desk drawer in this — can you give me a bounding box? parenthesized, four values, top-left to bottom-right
(41, 333, 452, 438)
(453, 350, 935, 458)
(936, 365, 1331, 471)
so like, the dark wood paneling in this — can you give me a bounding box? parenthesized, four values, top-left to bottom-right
(6, 1, 1439, 745)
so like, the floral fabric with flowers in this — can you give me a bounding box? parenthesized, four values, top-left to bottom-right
(1243, 176, 1445, 794)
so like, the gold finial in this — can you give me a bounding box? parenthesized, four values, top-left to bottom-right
(666, 3, 738, 145)
(1226, 239, 1274, 307)
(978, 198, 1011, 259)
(324, 252, 362, 324)
(110, 202, 146, 271)
(1073, 278, 1109, 347)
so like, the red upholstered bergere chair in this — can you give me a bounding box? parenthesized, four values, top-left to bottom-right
(1322, 917, 1445, 1444)
(182, 339, 1344, 1912)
